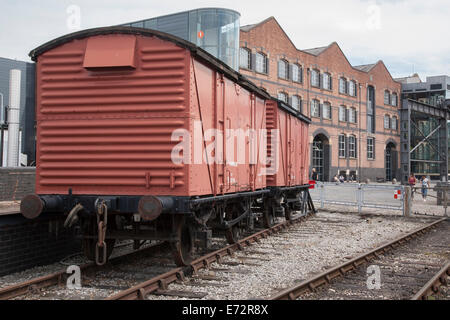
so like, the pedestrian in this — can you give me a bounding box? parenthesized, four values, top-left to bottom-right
(339, 175, 345, 183)
(408, 173, 416, 199)
(420, 175, 430, 201)
(311, 168, 318, 181)
(333, 174, 339, 184)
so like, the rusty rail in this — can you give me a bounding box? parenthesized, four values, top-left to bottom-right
(106, 213, 314, 300)
(0, 241, 168, 300)
(269, 218, 447, 300)
(412, 260, 450, 300)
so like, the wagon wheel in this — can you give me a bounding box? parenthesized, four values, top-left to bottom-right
(262, 205, 276, 228)
(82, 218, 116, 262)
(225, 222, 242, 244)
(284, 205, 294, 221)
(171, 216, 193, 267)
(225, 208, 242, 244)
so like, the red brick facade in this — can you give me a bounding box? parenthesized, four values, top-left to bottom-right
(239, 17, 401, 182)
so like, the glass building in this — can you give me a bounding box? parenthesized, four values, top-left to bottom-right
(121, 8, 241, 71)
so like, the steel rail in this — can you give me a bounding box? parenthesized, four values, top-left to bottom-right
(106, 213, 315, 300)
(0, 241, 168, 300)
(412, 260, 450, 300)
(269, 217, 447, 300)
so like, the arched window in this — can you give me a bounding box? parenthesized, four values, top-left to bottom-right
(338, 134, 346, 158)
(339, 77, 347, 94)
(256, 52, 267, 74)
(292, 64, 302, 83)
(311, 99, 320, 117)
(278, 91, 288, 103)
(339, 105, 347, 122)
(323, 73, 332, 90)
(392, 93, 398, 106)
(322, 102, 331, 119)
(384, 90, 391, 105)
(311, 69, 320, 87)
(391, 116, 398, 130)
(349, 80, 356, 97)
(292, 95, 302, 111)
(384, 115, 391, 129)
(367, 137, 375, 159)
(278, 59, 289, 79)
(239, 48, 251, 69)
(349, 135, 357, 158)
(349, 107, 357, 123)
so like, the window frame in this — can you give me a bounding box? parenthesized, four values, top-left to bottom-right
(338, 134, 346, 158)
(367, 137, 375, 160)
(292, 64, 302, 83)
(339, 105, 347, 122)
(392, 93, 398, 106)
(278, 91, 288, 103)
(292, 95, 302, 112)
(311, 69, 320, 88)
(349, 135, 357, 158)
(384, 114, 391, 129)
(384, 90, 391, 105)
(322, 102, 331, 119)
(239, 47, 251, 70)
(278, 59, 289, 80)
(255, 52, 267, 74)
(339, 77, 347, 94)
(311, 99, 320, 118)
(391, 116, 398, 130)
(323, 72, 331, 90)
(349, 107, 357, 123)
(348, 80, 356, 97)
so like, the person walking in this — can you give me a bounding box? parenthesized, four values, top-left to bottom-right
(420, 175, 430, 201)
(408, 173, 417, 199)
(311, 168, 318, 181)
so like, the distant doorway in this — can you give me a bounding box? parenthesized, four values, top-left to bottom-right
(312, 134, 330, 181)
(385, 142, 397, 181)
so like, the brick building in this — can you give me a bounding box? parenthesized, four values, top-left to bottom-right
(239, 17, 401, 182)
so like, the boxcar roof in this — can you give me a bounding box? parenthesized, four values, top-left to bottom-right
(29, 26, 310, 124)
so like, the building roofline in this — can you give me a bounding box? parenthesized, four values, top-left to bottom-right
(119, 7, 241, 26)
(240, 16, 400, 83)
(0, 56, 33, 65)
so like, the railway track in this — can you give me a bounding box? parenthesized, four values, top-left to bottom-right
(106, 213, 314, 300)
(269, 218, 448, 300)
(0, 241, 170, 300)
(0, 212, 315, 300)
(412, 260, 450, 300)
(107, 212, 430, 300)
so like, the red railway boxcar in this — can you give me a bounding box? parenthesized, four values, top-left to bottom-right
(22, 27, 314, 266)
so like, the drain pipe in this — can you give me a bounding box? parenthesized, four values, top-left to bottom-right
(7, 69, 21, 167)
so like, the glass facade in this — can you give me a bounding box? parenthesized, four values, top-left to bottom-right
(121, 8, 241, 71)
(410, 115, 441, 176)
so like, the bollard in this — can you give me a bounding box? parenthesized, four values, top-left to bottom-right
(403, 186, 411, 217)
(357, 184, 362, 214)
(320, 183, 324, 209)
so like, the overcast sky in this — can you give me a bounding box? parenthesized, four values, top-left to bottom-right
(1, 0, 449, 79)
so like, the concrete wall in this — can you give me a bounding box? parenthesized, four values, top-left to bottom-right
(0, 167, 35, 201)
